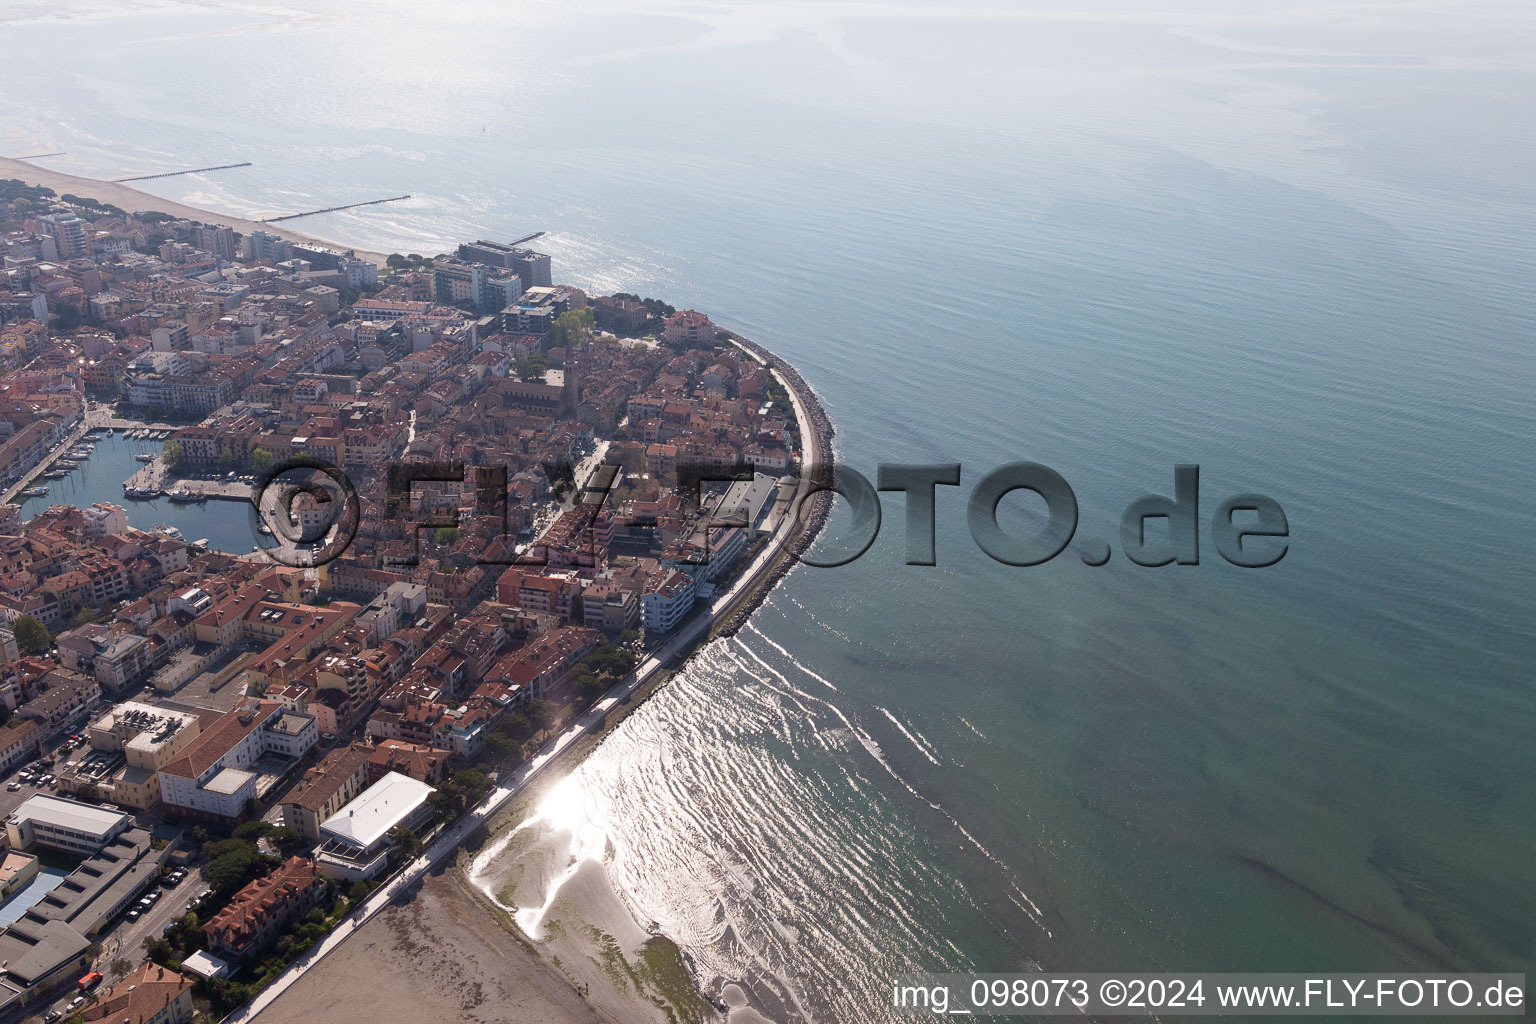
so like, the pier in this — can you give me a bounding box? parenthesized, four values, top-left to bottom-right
(260, 195, 411, 223)
(111, 161, 252, 182)
(508, 230, 546, 246)
(0, 416, 101, 505)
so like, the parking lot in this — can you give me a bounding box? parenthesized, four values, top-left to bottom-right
(99, 864, 208, 969)
(0, 726, 210, 1020)
(31, 864, 208, 1021)
(0, 725, 94, 819)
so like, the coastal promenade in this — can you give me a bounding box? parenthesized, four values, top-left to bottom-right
(0, 405, 111, 505)
(229, 345, 829, 1024)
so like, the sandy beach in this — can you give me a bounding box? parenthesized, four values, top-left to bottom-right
(0, 155, 392, 266)
(256, 871, 608, 1024)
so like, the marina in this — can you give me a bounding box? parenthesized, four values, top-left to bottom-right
(13, 432, 272, 555)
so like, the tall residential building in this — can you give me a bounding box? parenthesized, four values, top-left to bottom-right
(483, 267, 523, 311)
(193, 224, 236, 260)
(243, 229, 291, 262)
(432, 256, 487, 310)
(457, 239, 518, 268)
(510, 247, 552, 288)
(337, 255, 379, 289)
(39, 213, 91, 259)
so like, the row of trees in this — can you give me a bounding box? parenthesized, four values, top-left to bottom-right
(610, 292, 677, 318)
(573, 641, 638, 701)
(159, 438, 275, 476)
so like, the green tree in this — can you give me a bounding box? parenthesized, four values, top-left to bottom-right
(165, 913, 203, 952)
(386, 824, 424, 860)
(109, 957, 133, 977)
(453, 768, 489, 796)
(551, 308, 595, 349)
(54, 304, 83, 332)
(204, 837, 265, 891)
(251, 447, 274, 476)
(497, 713, 532, 741)
(161, 438, 184, 472)
(232, 820, 273, 844)
(11, 614, 48, 655)
(576, 671, 604, 702)
(480, 732, 519, 761)
(521, 352, 549, 380)
(269, 825, 305, 857)
(528, 698, 558, 731)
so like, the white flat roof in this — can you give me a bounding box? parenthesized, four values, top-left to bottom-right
(320, 771, 434, 850)
(204, 767, 256, 795)
(181, 949, 230, 979)
(9, 794, 129, 838)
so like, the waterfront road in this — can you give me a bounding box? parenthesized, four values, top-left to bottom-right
(0, 402, 113, 505)
(233, 361, 823, 1023)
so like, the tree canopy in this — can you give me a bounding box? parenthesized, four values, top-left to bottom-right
(11, 614, 48, 655)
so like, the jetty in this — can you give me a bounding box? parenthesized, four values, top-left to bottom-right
(260, 195, 410, 223)
(112, 161, 252, 182)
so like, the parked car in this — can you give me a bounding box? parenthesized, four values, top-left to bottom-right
(126, 909, 140, 920)
(6, 782, 18, 792)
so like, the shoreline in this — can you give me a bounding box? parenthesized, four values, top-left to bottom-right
(241, 328, 831, 1024)
(440, 334, 835, 1024)
(0, 156, 392, 266)
(70, 168, 846, 1022)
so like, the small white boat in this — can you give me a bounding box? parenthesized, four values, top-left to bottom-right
(135, 453, 157, 463)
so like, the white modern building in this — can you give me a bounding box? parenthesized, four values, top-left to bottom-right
(5, 795, 131, 855)
(157, 700, 317, 827)
(314, 771, 435, 882)
(641, 567, 696, 636)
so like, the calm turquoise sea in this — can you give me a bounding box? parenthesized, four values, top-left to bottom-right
(3, 2, 1532, 1018)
